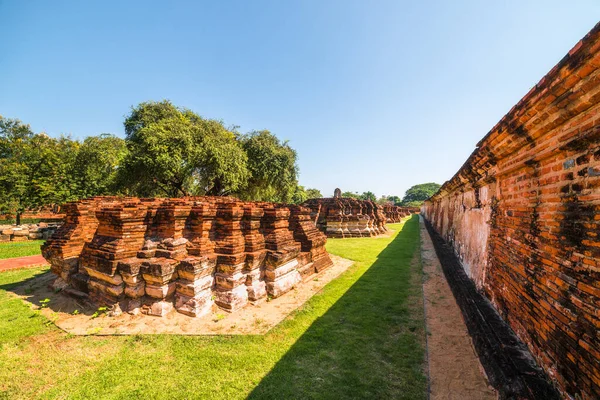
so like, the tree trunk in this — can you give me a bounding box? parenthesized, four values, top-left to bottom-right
(16, 212, 21, 226)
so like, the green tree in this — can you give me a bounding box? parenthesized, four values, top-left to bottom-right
(387, 195, 401, 205)
(118, 100, 249, 197)
(0, 116, 78, 224)
(291, 186, 322, 204)
(359, 191, 377, 202)
(400, 182, 441, 207)
(341, 191, 360, 199)
(305, 188, 322, 199)
(71, 134, 127, 198)
(237, 130, 298, 203)
(291, 185, 308, 204)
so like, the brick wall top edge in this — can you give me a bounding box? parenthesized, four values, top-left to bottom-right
(428, 21, 600, 201)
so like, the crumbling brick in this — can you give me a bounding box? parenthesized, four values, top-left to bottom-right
(42, 196, 333, 318)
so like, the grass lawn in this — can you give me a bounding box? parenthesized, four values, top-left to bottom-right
(0, 216, 426, 400)
(0, 240, 44, 260)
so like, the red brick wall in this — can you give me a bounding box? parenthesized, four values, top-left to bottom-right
(423, 23, 600, 399)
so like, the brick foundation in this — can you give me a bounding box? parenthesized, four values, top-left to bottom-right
(42, 196, 333, 317)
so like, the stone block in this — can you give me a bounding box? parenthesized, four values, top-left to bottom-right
(266, 270, 301, 298)
(145, 282, 176, 299)
(175, 292, 213, 318)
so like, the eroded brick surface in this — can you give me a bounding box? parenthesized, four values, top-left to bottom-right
(42, 197, 333, 317)
(423, 22, 600, 399)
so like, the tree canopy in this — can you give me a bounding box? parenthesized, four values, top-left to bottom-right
(291, 186, 322, 204)
(360, 191, 376, 202)
(0, 117, 78, 223)
(0, 101, 310, 221)
(71, 134, 127, 198)
(305, 188, 322, 199)
(118, 101, 249, 197)
(237, 130, 298, 203)
(341, 191, 360, 199)
(400, 182, 441, 207)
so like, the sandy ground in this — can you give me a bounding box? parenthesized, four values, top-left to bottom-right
(420, 216, 497, 400)
(12, 255, 353, 336)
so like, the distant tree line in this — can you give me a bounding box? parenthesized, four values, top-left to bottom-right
(343, 183, 441, 207)
(0, 101, 322, 224)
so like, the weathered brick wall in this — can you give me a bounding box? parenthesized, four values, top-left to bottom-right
(422, 23, 600, 399)
(42, 196, 333, 318)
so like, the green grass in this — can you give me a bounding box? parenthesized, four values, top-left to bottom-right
(0, 216, 425, 400)
(0, 240, 44, 259)
(0, 218, 44, 225)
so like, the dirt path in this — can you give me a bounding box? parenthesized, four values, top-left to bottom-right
(0, 254, 48, 272)
(420, 216, 496, 400)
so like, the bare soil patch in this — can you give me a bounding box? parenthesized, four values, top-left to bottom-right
(12, 255, 353, 335)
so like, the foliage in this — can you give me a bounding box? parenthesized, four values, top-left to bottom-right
(0, 217, 426, 399)
(305, 187, 322, 199)
(71, 134, 127, 198)
(359, 191, 377, 202)
(118, 101, 249, 197)
(0, 116, 78, 224)
(292, 185, 308, 204)
(0, 103, 303, 208)
(400, 182, 441, 206)
(341, 191, 360, 199)
(291, 186, 322, 204)
(340, 191, 377, 201)
(387, 195, 401, 205)
(376, 195, 402, 205)
(237, 130, 298, 203)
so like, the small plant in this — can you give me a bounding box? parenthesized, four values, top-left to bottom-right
(72, 309, 80, 315)
(213, 313, 226, 322)
(86, 327, 102, 335)
(266, 295, 273, 303)
(91, 306, 108, 319)
(44, 312, 59, 326)
(39, 298, 51, 309)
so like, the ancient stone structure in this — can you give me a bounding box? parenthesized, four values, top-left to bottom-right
(382, 205, 418, 223)
(422, 23, 600, 399)
(302, 196, 389, 238)
(42, 196, 333, 317)
(0, 222, 61, 242)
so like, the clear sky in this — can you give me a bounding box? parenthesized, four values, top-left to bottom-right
(1, 1, 599, 198)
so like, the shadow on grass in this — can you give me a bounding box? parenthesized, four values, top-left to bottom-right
(0, 267, 100, 318)
(0, 267, 55, 343)
(0, 267, 50, 292)
(248, 215, 426, 400)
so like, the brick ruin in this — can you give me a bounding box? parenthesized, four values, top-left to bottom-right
(42, 196, 333, 317)
(302, 197, 387, 238)
(301, 194, 416, 239)
(382, 205, 419, 223)
(422, 23, 600, 399)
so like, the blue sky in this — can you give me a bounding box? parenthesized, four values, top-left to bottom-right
(1, 1, 599, 198)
